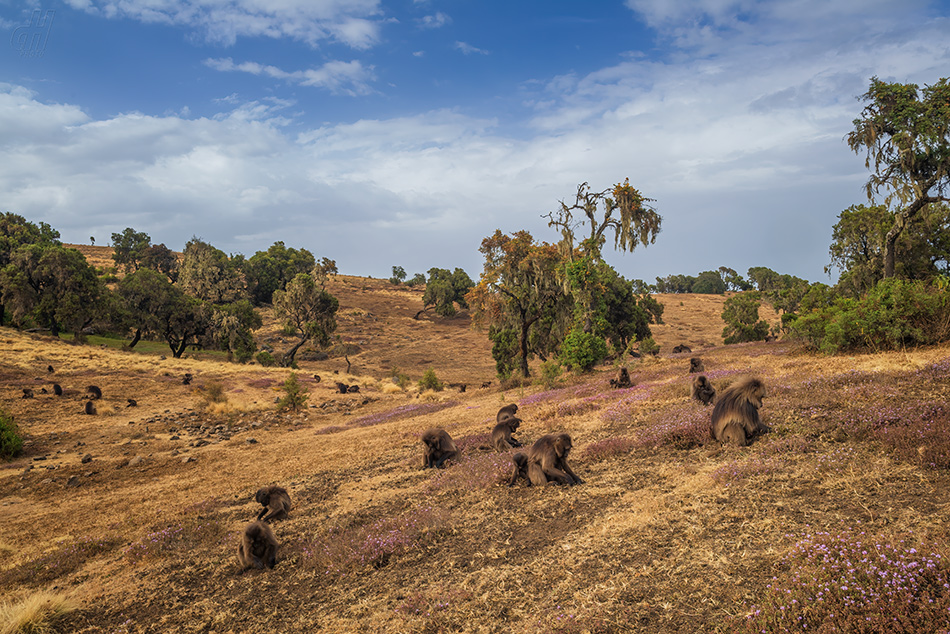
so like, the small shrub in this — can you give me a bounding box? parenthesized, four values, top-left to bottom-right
(390, 367, 410, 390)
(277, 372, 309, 412)
(406, 273, 426, 287)
(418, 368, 443, 392)
(639, 336, 660, 356)
(201, 381, 228, 405)
(0, 410, 23, 460)
(560, 329, 608, 372)
(255, 350, 277, 367)
(539, 360, 563, 389)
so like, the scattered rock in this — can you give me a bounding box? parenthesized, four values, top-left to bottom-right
(81, 454, 92, 464)
(181, 456, 195, 464)
(66, 475, 80, 487)
(246, 438, 258, 444)
(128, 456, 146, 467)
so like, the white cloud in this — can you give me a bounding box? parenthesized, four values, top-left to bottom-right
(418, 11, 450, 29)
(455, 41, 489, 55)
(61, 0, 382, 48)
(205, 57, 376, 96)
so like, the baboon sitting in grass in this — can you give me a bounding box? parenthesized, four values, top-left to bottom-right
(710, 377, 767, 446)
(237, 521, 278, 570)
(255, 486, 292, 522)
(421, 428, 459, 469)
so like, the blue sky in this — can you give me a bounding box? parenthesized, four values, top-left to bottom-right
(2, 0, 949, 286)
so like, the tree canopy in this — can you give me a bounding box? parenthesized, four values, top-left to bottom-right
(847, 76, 950, 278)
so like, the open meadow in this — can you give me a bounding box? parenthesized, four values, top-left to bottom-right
(2, 275, 950, 633)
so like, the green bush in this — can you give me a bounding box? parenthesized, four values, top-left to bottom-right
(560, 329, 607, 372)
(255, 350, 277, 367)
(489, 327, 517, 379)
(390, 366, 410, 390)
(639, 336, 659, 356)
(721, 292, 770, 344)
(539, 359, 563, 388)
(0, 410, 23, 459)
(277, 372, 309, 411)
(418, 368, 444, 392)
(790, 278, 950, 354)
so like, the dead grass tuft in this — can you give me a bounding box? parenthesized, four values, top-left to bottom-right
(0, 591, 76, 634)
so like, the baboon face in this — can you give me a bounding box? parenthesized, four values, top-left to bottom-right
(554, 435, 572, 458)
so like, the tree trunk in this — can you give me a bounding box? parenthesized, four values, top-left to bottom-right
(128, 328, 142, 348)
(884, 199, 930, 279)
(173, 339, 188, 358)
(281, 336, 309, 367)
(519, 318, 533, 378)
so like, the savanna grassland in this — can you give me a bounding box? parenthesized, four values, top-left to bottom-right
(3, 265, 950, 634)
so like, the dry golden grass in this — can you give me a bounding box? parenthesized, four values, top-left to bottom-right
(0, 592, 75, 634)
(3, 275, 950, 633)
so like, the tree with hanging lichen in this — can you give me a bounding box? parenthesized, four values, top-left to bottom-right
(847, 76, 950, 279)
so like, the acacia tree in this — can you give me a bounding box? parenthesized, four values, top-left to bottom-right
(273, 273, 339, 367)
(467, 231, 569, 378)
(848, 76, 950, 279)
(414, 267, 474, 319)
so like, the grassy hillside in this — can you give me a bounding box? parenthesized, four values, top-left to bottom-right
(2, 263, 950, 633)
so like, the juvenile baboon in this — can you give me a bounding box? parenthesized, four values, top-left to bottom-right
(524, 433, 584, 485)
(609, 367, 632, 389)
(53, 383, 63, 396)
(508, 452, 547, 487)
(689, 358, 705, 373)
(335, 382, 349, 394)
(458, 384, 466, 393)
(496, 403, 519, 423)
(237, 520, 278, 570)
(127, 398, 138, 407)
(481, 381, 492, 388)
(491, 417, 524, 451)
(255, 486, 292, 522)
(87, 385, 102, 399)
(47, 364, 54, 373)
(84, 400, 97, 415)
(691, 375, 716, 406)
(710, 377, 768, 446)
(22, 388, 33, 399)
(182, 373, 193, 385)
(421, 428, 459, 469)
(313, 374, 321, 383)
(347, 385, 360, 393)
(672, 344, 692, 354)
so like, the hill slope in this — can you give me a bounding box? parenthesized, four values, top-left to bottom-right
(2, 271, 949, 633)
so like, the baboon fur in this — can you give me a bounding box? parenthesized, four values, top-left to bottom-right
(508, 452, 548, 487)
(609, 367, 632, 389)
(491, 417, 524, 451)
(87, 385, 102, 399)
(672, 344, 692, 354)
(524, 433, 584, 485)
(421, 428, 459, 469)
(496, 403, 518, 423)
(710, 377, 768, 446)
(53, 383, 63, 396)
(126, 398, 138, 407)
(255, 486, 292, 522)
(689, 358, 705, 373)
(182, 373, 193, 385)
(84, 400, 97, 415)
(22, 388, 33, 399)
(347, 385, 360, 393)
(335, 382, 349, 394)
(691, 375, 716, 406)
(237, 520, 278, 570)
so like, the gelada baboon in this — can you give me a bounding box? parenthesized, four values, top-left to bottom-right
(421, 428, 459, 469)
(126, 398, 138, 407)
(87, 385, 102, 399)
(22, 388, 33, 399)
(335, 382, 349, 394)
(508, 451, 547, 486)
(689, 358, 705, 373)
(710, 377, 767, 446)
(313, 374, 321, 383)
(524, 433, 584, 485)
(491, 417, 523, 451)
(691, 375, 716, 406)
(672, 344, 692, 354)
(53, 383, 63, 396)
(609, 367, 632, 389)
(237, 520, 278, 570)
(182, 373, 193, 385)
(496, 403, 518, 423)
(347, 385, 360, 393)
(47, 364, 54, 373)
(255, 486, 292, 522)
(84, 400, 97, 415)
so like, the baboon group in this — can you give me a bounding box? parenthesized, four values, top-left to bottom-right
(423, 402, 584, 488)
(236, 485, 292, 571)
